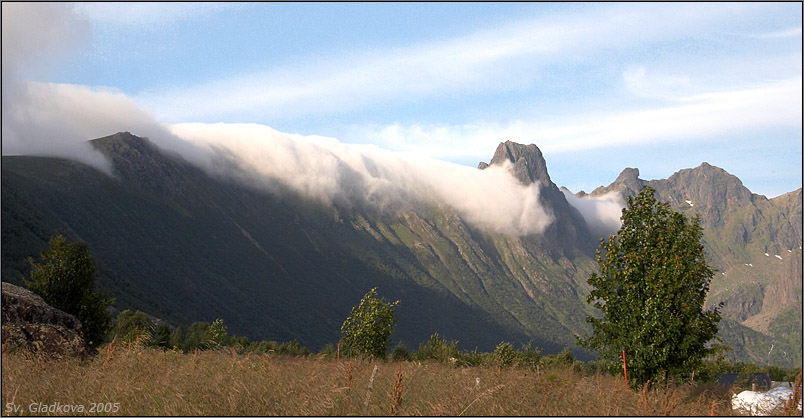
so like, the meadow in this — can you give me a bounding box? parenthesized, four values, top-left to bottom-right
(4, 344, 786, 416)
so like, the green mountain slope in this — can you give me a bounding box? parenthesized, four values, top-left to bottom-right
(2, 132, 800, 367)
(2, 133, 587, 355)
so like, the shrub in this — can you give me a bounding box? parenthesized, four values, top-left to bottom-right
(414, 333, 459, 363)
(277, 340, 309, 357)
(113, 310, 153, 344)
(493, 342, 517, 368)
(391, 343, 411, 361)
(516, 342, 541, 370)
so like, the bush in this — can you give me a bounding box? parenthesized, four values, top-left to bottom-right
(515, 342, 541, 370)
(543, 347, 576, 369)
(113, 310, 152, 344)
(456, 348, 489, 368)
(391, 343, 411, 361)
(318, 343, 336, 358)
(277, 340, 309, 357)
(493, 342, 517, 368)
(414, 333, 459, 363)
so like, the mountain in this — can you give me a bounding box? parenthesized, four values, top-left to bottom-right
(2, 132, 800, 366)
(583, 165, 802, 365)
(1, 133, 596, 356)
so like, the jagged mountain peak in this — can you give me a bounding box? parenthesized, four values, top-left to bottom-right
(480, 141, 552, 187)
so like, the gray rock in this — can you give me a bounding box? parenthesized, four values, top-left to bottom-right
(1, 282, 96, 358)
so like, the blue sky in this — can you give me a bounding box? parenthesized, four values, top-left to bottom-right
(3, 2, 802, 197)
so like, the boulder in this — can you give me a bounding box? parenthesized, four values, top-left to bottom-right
(1, 282, 96, 358)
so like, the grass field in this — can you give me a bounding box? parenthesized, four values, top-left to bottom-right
(4, 343, 778, 417)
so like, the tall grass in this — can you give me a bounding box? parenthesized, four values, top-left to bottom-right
(2, 347, 740, 416)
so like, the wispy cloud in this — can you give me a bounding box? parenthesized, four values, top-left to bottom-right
(135, 2, 767, 123)
(351, 77, 801, 159)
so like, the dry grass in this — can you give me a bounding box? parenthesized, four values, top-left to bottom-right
(1, 347, 738, 416)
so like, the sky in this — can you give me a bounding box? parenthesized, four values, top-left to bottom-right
(2, 2, 802, 200)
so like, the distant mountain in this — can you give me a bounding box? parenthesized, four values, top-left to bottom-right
(2, 132, 800, 366)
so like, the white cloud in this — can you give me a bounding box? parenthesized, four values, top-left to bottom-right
(353, 77, 802, 159)
(135, 2, 768, 123)
(1, 3, 210, 173)
(169, 122, 554, 236)
(561, 190, 625, 238)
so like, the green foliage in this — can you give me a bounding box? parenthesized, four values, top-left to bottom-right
(152, 323, 172, 349)
(391, 343, 411, 361)
(113, 310, 152, 344)
(318, 343, 336, 358)
(208, 318, 227, 347)
(340, 287, 399, 358)
(169, 326, 184, 350)
(414, 333, 459, 363)
(245, 340, 278, 354)
(492, 342, 517, 368)
(579, 186, 722, 388)
(276, 340, 309, 356)
(184, 322, 212, 351)
(542, 347, 576, 369)
(515, 342, 542, 370)
(25, 235, 113, 346)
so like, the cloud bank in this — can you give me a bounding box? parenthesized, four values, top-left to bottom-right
(561, 190, 626, 238)
(170, 123, 554, 236)
(1, 3, 211, 175)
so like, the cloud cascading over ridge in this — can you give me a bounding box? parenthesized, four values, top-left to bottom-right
(1, 3, 211, 175)
(170, 122, 555, 236)
(561, 189, 626, 238)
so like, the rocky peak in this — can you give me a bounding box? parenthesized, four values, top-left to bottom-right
(664, 162, 756, 214)
(481, 141, 553, 187)
(479, 141, 595, 253)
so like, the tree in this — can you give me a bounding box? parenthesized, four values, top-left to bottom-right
(25, 235, 113, 346)
(184, 321, 212, 351)
(340, 287, 400, 358)
(113, 309, 152, 344)
(208, 318, 227, 347)
(578, 186, 721, 388)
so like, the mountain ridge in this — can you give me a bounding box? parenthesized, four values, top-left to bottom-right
(2, 132, 800, 366)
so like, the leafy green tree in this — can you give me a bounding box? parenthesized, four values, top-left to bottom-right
(578, 186, 721, 388)
(340, 287, 400, 358)
(25, 235, 113, 346)
(208, 318, 227, 347)
(113, 309, 152, 344)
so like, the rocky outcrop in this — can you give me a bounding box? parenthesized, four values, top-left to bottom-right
(479, 141, 595, 254)
(1, 282, 96, 358)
